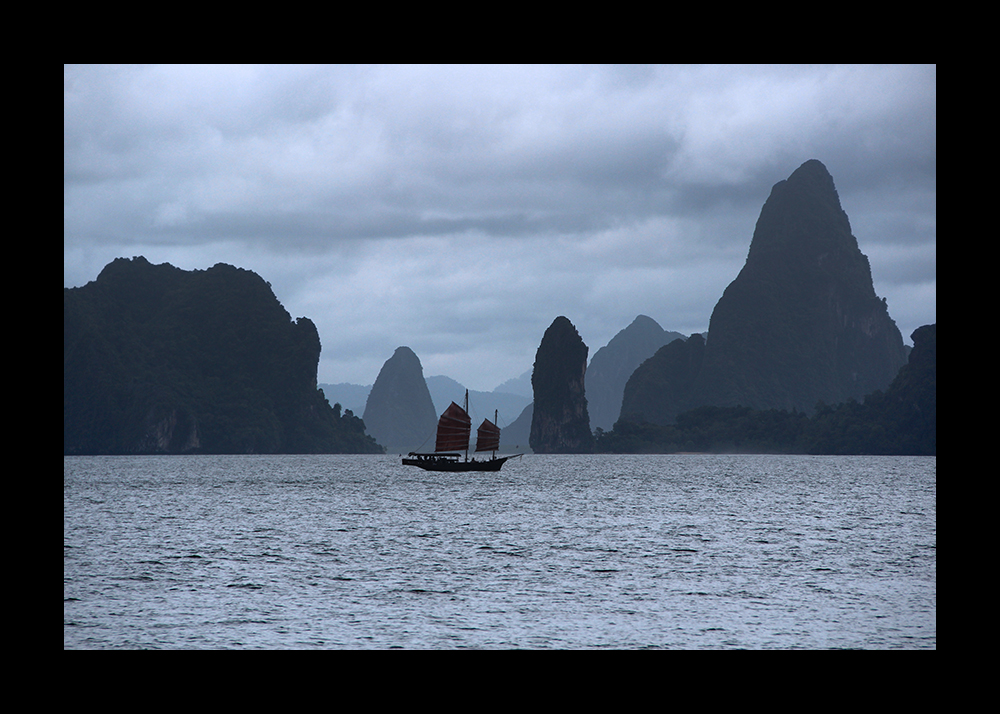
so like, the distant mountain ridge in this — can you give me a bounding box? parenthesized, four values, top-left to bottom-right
(493, 371, 532, 398)
(320, 376, 531, 448)
(424, 375, 531, 428)
(501, 402, 533, 453)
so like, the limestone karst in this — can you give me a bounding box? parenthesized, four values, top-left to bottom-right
(529, 316, 593, 453)
(362, 346, 438, 453)
(64, 257, 382, 454)
(620, 159, 908, 425)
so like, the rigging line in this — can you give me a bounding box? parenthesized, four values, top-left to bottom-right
(412, 429, 433, 454)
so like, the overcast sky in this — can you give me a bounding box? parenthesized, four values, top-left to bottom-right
(64, 64, 936, 392)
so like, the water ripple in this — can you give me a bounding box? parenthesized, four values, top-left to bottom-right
(65, 453, 935, 649)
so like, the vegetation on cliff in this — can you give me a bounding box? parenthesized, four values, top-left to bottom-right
(64, 257, 383, 454)
(595, 324, 935, 455)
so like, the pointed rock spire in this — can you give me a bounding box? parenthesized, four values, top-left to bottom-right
(362, 346, 438, 453)
(529, 316, 593, 453)
(620, 160, 908, 424)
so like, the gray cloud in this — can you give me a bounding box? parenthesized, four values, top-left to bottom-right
(64, 64, 936, 391)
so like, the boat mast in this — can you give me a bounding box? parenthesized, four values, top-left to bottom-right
(464, 389, 469, 462)
(493, 409, 498, 460)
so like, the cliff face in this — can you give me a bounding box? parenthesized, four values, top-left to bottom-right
(621, 160, 908, 425)
(529, 316, 593, 453)
(872, 324, 936, 454)
(585, 315, 683, 432)
(64, 256, 383, 454)
(362, 346, 438, 454)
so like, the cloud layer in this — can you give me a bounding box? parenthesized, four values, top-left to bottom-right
(64, 64, 936, 391)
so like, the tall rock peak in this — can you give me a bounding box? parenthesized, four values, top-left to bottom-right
(746, 159, 856, 267)
(530, 316, 593, 453)
(362, 346, 438, 454)
(695, 160, 907, 413)
(619, 160, 908, 424)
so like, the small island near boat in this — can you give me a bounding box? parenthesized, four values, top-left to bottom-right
(403, 390, 523, 471)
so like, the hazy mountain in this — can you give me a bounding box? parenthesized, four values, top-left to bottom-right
(501, 402, 533, 453)
(529, 316, 593, 453)
(425, 375, 531, 429)
(585, 315, 685, 432)
(362, 346, 438, 454)
(64, 256, 382, 454)
(493, 370, 532, 398)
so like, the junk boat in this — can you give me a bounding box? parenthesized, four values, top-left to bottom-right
(402, 390, 522, 471)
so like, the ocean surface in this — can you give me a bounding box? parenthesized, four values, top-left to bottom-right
(64, 453, 936, 649)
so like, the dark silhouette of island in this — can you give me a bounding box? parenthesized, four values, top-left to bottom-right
(620, 159, 907, 426)
(619, 333, 706, 427)
(64, 257, 383, 454)
(530, 316, 593, 453)
(66, 161, 931, 457)
(490, 319, 685, 453)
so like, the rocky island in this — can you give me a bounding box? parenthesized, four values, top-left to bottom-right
(64, 257, 383, 454)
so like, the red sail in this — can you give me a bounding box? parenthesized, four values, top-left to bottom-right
(435, 401, 471, 452)
(475, 419, 501, 453)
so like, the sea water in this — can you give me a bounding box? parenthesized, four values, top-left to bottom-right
(64, 453, 936, 649)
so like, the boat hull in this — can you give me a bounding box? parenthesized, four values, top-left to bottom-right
(402, 454, 519, 472)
